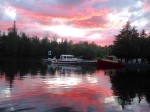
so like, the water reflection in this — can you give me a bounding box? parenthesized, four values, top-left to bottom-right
(105, 68, 150, 111)
(0, 60, 47, 87)
(47, 64, 82, 75)
(0, 60, 150, 111)
(0, 60, 110, 112)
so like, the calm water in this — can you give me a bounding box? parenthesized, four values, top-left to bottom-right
(0, 60, 150, 112)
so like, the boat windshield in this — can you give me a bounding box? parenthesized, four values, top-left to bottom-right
(105, 56, 116, 61)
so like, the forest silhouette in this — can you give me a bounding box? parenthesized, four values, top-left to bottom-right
(0, 21, 108, 60)
(0, 21, 150, 62)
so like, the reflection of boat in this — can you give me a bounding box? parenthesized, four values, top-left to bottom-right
(97, 55, 125, 69)
(47, 64, 82, 74)
(48, 54, 82, 65)
(104, 69, 117, 76)
(60, 65, 82, 74)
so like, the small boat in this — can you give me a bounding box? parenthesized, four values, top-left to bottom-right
(97, 55, 125, 69)
(48, 54, 82, 65)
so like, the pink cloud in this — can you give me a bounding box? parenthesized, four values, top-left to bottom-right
(144, 5, 150, 12)
(0, 0, 149, 45)
(0, 21, 13, 31)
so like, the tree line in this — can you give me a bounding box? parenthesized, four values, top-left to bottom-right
(1, 21, 148, 62)
(112, 21, 150, 63)
(0, 21, 108, 60)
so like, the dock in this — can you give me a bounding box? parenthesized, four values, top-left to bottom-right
(42, 58, 97, 65)
(80, 60, 97, 65)
(125, 63, 150, 69)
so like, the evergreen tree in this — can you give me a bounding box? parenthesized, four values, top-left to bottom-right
(113, 21, 133, 62)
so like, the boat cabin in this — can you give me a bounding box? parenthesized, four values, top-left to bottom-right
(102, 55, 118, 63)
(105, 56, 117, 61)
(60, 55, 76, 60)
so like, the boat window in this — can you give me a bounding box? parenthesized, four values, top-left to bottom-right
(106, 56, 115, 60)
(60, 55, 75, 59)
(109, 57, 113, 60)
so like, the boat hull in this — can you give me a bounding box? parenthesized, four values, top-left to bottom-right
(50, 60, 81, 65)
(97, 59, 125, 69)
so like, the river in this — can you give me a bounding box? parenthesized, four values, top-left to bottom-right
(0, 60, 150, 112)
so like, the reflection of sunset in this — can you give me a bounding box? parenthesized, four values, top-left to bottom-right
(0, 69, 115, 111)
(0, 58, 150, 112)
(86, 76, 98, 84)
(44, 77, 82, 88)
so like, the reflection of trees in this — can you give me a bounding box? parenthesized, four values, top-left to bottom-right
(107, 68, 150, 109)
(0, 60, 47, 87)
(0, 61, 98, 88)
(80, 65, 97, 75)
(0, 60, 18, 88)
(47, 65, 97, 75)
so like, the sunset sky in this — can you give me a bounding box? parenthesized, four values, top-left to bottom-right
(0, 0, 150, 45)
